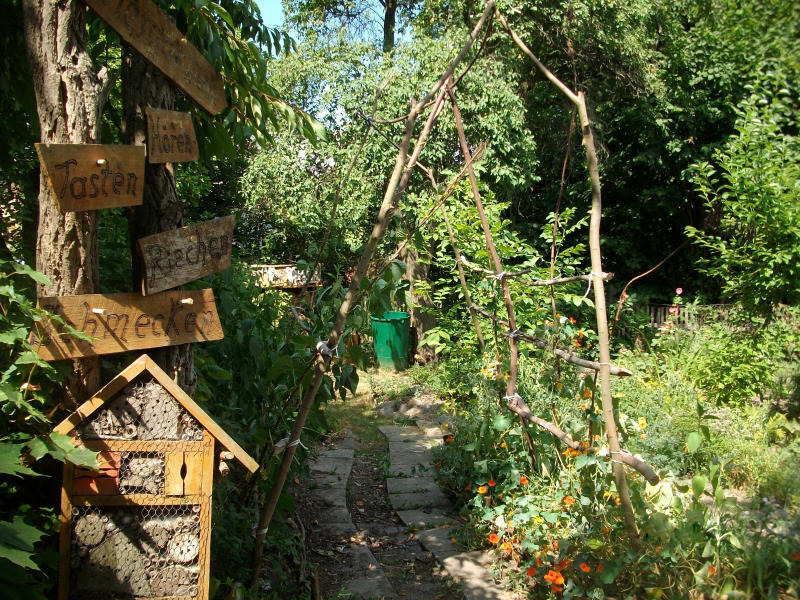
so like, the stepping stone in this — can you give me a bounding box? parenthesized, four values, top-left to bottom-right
(390, 449, 433, 465)
(387, 462, 431, 477)
(323, 447, 355, 459)
(443, 551, 517, 600)
(335, 436, 356, 450)
(389, 489, 451, 510)
(341, 545, 396, 599)
(378, 425, 432, 442)
(310, 455, 353, 474)
(389, 438, 438, 451)
(385, 476, 440, 495)
(395, 509, 454, 529)
(415, 527, 459, 560)
(309, 473, 348, 489)
(310, 488, 348, 508)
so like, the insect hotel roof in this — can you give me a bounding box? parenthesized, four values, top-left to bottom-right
(53, 354, 257, 600)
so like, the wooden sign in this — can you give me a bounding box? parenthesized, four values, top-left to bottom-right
(34, 289, 223, 360)
(145, 107, 199, 163)
(138, 215, 235, 295)
(82, 0, 226, 115)
(35, 144, 145, 212)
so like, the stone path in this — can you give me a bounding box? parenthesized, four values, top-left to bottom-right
(379, 424, 518, 600)
(307, 437, 395, 599)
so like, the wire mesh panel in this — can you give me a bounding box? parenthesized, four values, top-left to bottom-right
(78, 378, 204, 441)
(69, 504, 205, 599)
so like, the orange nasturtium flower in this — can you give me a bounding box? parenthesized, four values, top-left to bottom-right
(526, 565, 536, 577)
(500, 541, 513, 555)
(554, 559, 572, 572)
(477, 485, 488, 495)
(579, 562, 591, 573)
(573, 339, 582, 347)
(488, 479, 496, 487)
(500, 442, 507, 448)
(520, 475, 530, 485)
(444, 434, 454, 443)
(569, 316, 577, 324)
(563, 495, 576, 506)
(543, 570, 565, 586)
(707, 565, 717, 576)
(790, 552, 800, 560)
(597, 563, 604, 573)
(488, 533, 500, 544)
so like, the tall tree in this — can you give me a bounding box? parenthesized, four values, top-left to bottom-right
(22, 0, 110, 404)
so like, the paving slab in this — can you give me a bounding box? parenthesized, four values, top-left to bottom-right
(443, 551, 517, 600)
(387, 462, 432, 477)
(341, 545, 397, 599)
(309, 472, 348, 489)
(310, 488, 348, 508)
(385, 476, 440, 495)
(322, 447, 356, 459)
(378, 425, 433, 442)
(389, 489, 451, 510)
(415, 527, 459, 560)
(395, 509, 454, 529)
(388, 440, 438, 453)
(390, 449, 433, 465)
(310, 455, 353, 474)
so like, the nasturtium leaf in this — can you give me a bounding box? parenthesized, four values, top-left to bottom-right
(686, 432, 703, 453)
(492, 414, 511, 431)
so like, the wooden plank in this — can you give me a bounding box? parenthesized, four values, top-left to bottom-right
(82, 440, 204, 453)
(82, 0, 226, 115)
(69, 493, 205, 506)
(183, 449, 204, 496)
(72, 476, 119, 495)
(199, 496, 212, 600)
(145, 107, 199, 163)
(138, 215, 234, 294)
(164, 451, 185, 496)
(34, 289, 224, 361)
(35, 143, 145, 212)
(58, 463, 73, 600)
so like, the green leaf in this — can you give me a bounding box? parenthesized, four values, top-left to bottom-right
(0, 444, 38, 478)
(0, 516, 46, 570)
(492, 413, 511, 431)
(26, 433, 98, 469)
(692, 474, 708, 499)
(686, 431, 703, 453)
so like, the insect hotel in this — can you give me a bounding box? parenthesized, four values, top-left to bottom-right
(53, 354, 258, 600)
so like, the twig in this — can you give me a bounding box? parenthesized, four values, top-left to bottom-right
(470, 304, 632, 376)
(504, 395, 659, 485)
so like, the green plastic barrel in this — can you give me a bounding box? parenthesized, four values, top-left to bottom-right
(370, 311, 411, 371)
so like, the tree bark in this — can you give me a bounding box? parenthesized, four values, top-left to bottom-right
(121, 47, 195, 394)
(400, 242, 436, 364)
(383, 0, 398, 53)
(23, 0, 109, 405)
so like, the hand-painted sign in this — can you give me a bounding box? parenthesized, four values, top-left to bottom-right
(33, 289, 223, 360)
(145, 107, 199, 163)
(82, 0, 226, 115)
(35, 144, 145, 212)
(137, 215, 234, 295)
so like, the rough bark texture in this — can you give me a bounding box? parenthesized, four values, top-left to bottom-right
(121, 47, 195, 395)
(383, 0, 398, 53)
(23, 0, 109, 404)
(400, 243, 437, 364)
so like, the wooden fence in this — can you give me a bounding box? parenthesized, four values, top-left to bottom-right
(644, 304, 731, 329)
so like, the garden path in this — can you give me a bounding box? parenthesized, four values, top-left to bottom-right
(296, 372, 520, 600)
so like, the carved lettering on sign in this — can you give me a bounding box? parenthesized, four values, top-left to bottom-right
(33, 290, 223, 361)
(82, 0, 226, 115)
(137, 215, 234, 295)
(145, 108, 199, 163)
(35, 144, 145, 212)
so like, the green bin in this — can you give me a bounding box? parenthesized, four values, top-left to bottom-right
(370, 311, 410, 371)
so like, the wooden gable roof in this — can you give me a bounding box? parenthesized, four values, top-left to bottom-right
(54, 354, 258, 473)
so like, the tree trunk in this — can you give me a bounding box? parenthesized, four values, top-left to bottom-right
(121, 46, 195, 394)
(400, 242, 436, 364)
(22, 0, 109, 405)
(383, 0, 398, 53)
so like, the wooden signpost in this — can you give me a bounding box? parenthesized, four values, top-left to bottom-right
(145, 107, 200, 163)
(34, 289, 223, 361)
(35, 144, 145, 212)
(137, 215, 235, 294)
(82, 0, 227, 115)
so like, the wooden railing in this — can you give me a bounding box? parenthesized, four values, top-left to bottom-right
(644, 304, 731, 329)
